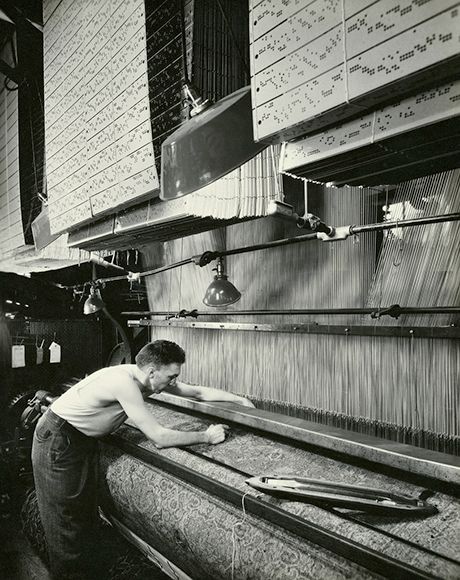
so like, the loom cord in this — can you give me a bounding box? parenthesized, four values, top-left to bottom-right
(368, 170, 460, 327)
(144, 324, 459, 441)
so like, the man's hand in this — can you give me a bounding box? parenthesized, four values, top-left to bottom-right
(237, 397, 256, 408)
(205, 424, 228, 445)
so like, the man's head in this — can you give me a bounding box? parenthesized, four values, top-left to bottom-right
(135, 340, 186, 393)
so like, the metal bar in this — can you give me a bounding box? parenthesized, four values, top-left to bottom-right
(150, 395, 460, 485)
(103, 434, 440, 580)
(121, 306, 460, 316)
(127, 319, 460, 339)
(100, 512, 194, 580)
(350, 212, 460, 234)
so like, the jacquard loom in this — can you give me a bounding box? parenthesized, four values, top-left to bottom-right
(1, 0, 459, 579)
(101, 168, 458, 579)
(93, 395, 460, 580)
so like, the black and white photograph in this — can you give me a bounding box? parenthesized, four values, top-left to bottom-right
(0, 0, 458, 578)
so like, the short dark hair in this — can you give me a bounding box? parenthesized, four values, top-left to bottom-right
(135, 340, 185, 369)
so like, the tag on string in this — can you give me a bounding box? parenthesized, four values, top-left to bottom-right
(12, 345, 26, 368)
(36, 342, 44, 365)
(49, 341, 61, 364)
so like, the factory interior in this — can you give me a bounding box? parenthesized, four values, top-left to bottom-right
(0, 0, 459, 578)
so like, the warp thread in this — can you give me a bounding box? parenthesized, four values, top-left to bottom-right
(229, 491, 252, 580)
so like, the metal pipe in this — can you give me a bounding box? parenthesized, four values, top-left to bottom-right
(98, 258, 194, 284)
(217, 231, 318, 257)
(54, 212, 460, 291)
(350, 212, 460, 234)
(212, 212, 460, 259)
(121, 306, 460, 317)
(54, 258, 195, 289)
(131, 257, 193, 279)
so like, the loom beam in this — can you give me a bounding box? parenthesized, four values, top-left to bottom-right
(104, 434, 438, 580)
(98, 399, 460, 580)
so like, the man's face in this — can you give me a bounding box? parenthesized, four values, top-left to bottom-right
(148, 362, 181, 393)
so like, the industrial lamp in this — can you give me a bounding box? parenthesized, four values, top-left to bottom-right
(160, 85, 266, 200)
(83, 286, 105, 315)
(203, 257, 241, 307)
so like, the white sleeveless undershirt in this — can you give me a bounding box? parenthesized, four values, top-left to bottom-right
(51, 365, 140, 437)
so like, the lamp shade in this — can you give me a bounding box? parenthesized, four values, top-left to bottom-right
(83, 288, 105, 315)
(203, 277, 241, 307)
(203, 258, 241, 307)
(160, 86, 266, 200)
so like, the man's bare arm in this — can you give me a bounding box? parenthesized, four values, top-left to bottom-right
(165, 381, 255, 408)
(113, 382, 227, 448)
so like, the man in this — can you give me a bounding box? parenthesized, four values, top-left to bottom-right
(32, 339, 254, 579)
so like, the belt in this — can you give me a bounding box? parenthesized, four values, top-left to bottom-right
(45, 408, 92, 440)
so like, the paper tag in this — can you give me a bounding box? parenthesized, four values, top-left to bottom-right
(49, 341, 61, 364)
(12, 345, 26, 368)
(36, 346, 44, 365)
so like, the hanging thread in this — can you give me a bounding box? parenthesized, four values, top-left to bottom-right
(229, 491, 251, 580)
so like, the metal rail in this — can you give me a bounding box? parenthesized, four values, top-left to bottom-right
(127, 318, 460, 339)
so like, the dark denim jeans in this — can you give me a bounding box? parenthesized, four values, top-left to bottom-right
(31, 409, 99, 580)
